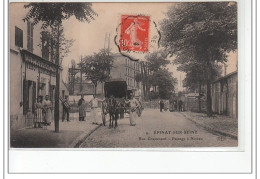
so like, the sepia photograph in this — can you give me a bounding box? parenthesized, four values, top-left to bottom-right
(9, 2, 238, 148)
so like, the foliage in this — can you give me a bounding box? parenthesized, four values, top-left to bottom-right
(161, 2, 237, 56)
(38, 23, 74, 64)
(182, 61, 222, 91)
(139, 50, 175, 100)
(82, 49, 114, 95)
(23, 2, 97, 131)
(160, 2, 237, 115)
(135, 73, 142, 83)
(145, 50, 170, 72)
(23, 3, 97, 28)
(149, 69, 177, 99)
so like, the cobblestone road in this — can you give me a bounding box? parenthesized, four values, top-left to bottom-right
(80, 109, 238, 148)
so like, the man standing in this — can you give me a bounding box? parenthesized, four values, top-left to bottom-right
(62, 96, 70, 122)
(178, 100, 183, 112)
(159, 100, 164, 112)
(78, 94, 86, 121)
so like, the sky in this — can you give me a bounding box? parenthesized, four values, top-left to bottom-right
(59, 2, 237, 91)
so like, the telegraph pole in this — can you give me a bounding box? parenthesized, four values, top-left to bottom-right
(54, 21, 60, 133)
(80, 56, 83, 93)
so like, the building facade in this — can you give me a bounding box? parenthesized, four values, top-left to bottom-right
(184, 71, 237, 119)
(82, 53, 143, 98)
(109, 53, 143, 97)
(10, 3, 68, 130)
(211, 71, 238, 119)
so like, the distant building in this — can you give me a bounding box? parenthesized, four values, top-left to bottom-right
(211, 71, 238, 119)
(110, 53, 142, 90)
(184, 71, 237, 118)
(10, 3, 67, 130)
(80, 53, 143, 98)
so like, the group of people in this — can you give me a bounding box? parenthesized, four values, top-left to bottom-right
(78, 94, 140, 126)
(34, 95, 53, 128)
(33, 93, 141, 128)
(77, 94, 100, 125)
(160, 99, 184, 112)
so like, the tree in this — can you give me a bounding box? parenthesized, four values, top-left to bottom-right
(23, 3, 97, 132)
(145, 50, 170, 72)
(134, 73, 142, 83)
(149, 69, 177, 99)
(182, 61, 222, 112)
(82, 49, 114, 97)
(38, 23, 74, 64)
(138, 51, 171, 100)
(160, 2, 237, 116)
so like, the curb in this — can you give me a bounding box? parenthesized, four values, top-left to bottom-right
(180, 113, 238, 140)
(69, 124, 103, 148)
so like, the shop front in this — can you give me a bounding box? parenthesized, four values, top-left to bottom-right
(10, 49, 58, 130)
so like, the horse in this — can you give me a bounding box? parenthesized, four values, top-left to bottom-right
(107, 97, 121, 128)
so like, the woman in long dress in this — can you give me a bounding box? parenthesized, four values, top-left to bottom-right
(90, 96, 100, 125)
(128, 93, 138, 126)
(34, 97, 43, 128)
(78, 94, 86, 121)
(42, 95, 52, 125)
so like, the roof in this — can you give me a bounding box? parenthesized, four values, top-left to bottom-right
(20, 49, 60, 69)
(212, 71, 237, 84)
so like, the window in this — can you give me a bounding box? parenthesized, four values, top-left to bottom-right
(27, 21, 33, 52)
(23, 80, 36, 114)
(42, 31, 49, 60)
(15, 26, 23, 48)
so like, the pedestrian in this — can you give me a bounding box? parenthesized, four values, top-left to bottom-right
(78, 94, 86, 121)
(34, 96, 43, 128)
(89, 95, 100, 125)
(178, 100, 183, 112)
(62, 96, 70, 122)
(159, 100, 164, 112)
(101, 98, 108, 126)
(174, 100, 177, 111)
(127, 93, 138, 126)
(42, 95, 52, 125)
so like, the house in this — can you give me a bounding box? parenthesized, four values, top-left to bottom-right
(211, 71, 238, 119)
(68, 53, 143, 99)
(10, 3, 68, 130)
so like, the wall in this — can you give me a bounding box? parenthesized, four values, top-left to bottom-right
(9, 3, 66, 130)
(211, 72, 237, 119)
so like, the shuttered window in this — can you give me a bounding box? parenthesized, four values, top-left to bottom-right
(42, 31, 49, 60)
(27, 21, 33, 52)
(15, 26, 23, 48)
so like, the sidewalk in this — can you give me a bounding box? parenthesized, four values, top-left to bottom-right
(181, 111, 238, 140)
(10, 111, 104, 148)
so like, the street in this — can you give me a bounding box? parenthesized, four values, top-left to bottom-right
(80, 109, 238, 148)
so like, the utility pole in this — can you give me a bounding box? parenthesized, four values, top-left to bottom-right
(108, 33, 110, 55)
(54, 21, 60, 133)
(80, 56, 83, 93)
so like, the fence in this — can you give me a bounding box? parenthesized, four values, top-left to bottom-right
(142, 100, 169, 109)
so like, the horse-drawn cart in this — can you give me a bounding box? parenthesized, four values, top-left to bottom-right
(102, 80, 143, 128)
(101, 80, 127, 127)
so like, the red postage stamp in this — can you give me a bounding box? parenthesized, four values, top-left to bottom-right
(120, 15, 150, 52)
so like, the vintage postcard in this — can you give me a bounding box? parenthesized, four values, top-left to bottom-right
(9, 2, 238, 149)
